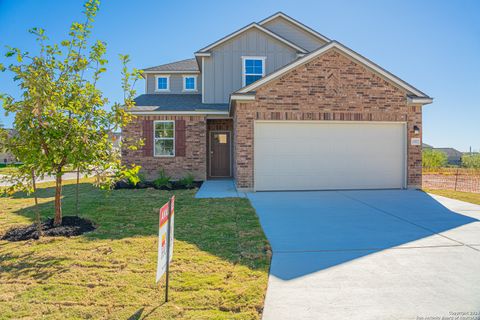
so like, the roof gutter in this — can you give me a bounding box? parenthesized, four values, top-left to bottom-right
(194, 52, 211, 57)
(407, 96, 433, 105)
(142, 70, 200, 74)
(129, 110, 229, 115)
(230, 94, 256, 101)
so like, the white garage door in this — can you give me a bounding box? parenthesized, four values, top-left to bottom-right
(254, 121, 406, 191)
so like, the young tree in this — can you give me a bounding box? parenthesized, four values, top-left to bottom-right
(0, 0, 141, 226)
(422, 149, 448, 169)
(462, 154, 480, 169)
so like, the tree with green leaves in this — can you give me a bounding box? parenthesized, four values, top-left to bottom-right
(462, 154, 480, 169)
(0, 0, 142, 226)
(422, 149, 448, 168)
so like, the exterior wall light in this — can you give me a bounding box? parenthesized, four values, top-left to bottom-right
(413, 125, 420, 135)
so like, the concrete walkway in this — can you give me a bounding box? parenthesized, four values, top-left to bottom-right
(248, 190, 480, 320)
(195, 179, 246, 198)
(0, 172, 86, 187)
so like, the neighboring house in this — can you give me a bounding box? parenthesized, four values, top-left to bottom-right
(0, 151, 16, 165)
(110, 132, 122, 151)
(122, 12, 433, 191)
(0, 129, 18, 165)
(422, 143, 463, 166)
(422, 143, 433, 149)
(434, 148, 463, 166)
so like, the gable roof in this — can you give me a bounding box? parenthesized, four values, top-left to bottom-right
(143, 58, 199, 73)
(259, 12, 330, 43)
(195, 23, 308, 54)
(422, 143, 433, 149)
(434, 148, 463, 158)
(235, 41, 432, 102)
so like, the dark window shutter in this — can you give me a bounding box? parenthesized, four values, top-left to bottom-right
(175, 120, 186, 157)
(143, 120, 153, 157)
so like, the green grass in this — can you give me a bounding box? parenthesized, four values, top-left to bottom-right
(0, 164, 21, 175)
(0, 179, 271, 319)
(424, 189, 480, 205)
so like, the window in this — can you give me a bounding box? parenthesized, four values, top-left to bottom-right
(155, 75, 170, 91)
(242, 57, 266, 86)
(183, 75, 197, 91)
(154, 121, 175, 156)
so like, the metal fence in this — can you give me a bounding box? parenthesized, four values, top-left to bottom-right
(422, 168, 480, 193)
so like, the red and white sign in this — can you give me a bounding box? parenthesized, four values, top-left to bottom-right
(156, 196, 175, 283)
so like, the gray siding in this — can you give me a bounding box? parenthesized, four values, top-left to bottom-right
(203, 28, 298, 104)
(145, 73, 202, 94)
(262, 17, 327, 52)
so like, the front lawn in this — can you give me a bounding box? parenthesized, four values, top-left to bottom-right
(0, 179, 270, 319)
(0, 164, 21, 176)
(424, 189, 480, 205)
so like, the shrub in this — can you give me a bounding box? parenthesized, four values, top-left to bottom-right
(122, 165, 141, 186)
(462, 154, 480, 169)
(137, 173, 147, 183)
(422, 149, 447, 168)
(153, 169, 172, 189)
(178, 173, 195, 189)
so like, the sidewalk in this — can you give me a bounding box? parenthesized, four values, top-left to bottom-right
(0, 172, 85, 187)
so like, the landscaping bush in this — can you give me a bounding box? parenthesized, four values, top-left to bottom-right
(153, 169, 172, 190)
(422, 149, 448, 168)
(178, 173, 196, 189)
(136, 173, 153, 189)
(113, 169, 202, 190)
(462, 154, 480, 169)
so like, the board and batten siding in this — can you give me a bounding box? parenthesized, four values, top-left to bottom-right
(203, 28, 298, 104)
(261, 17, 327, 52)
(145, 73, 202, 94)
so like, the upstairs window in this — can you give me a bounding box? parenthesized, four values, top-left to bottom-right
(183, 75, 197, 91)
(242, 57, 266, 87)
(155, 75, 170, 91)
(154, 121, 175, 156)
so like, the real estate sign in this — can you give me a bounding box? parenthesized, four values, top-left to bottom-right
(156, 196, 175, 283)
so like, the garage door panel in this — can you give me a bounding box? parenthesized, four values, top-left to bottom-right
(254, 121, 405, 191)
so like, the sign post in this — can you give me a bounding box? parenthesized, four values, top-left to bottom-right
(156, 196, 175, 302)
(164, 198, 172, 302)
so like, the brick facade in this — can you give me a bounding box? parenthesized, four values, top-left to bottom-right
(122, 115, 207, 180)
(233, 48, 423, 190)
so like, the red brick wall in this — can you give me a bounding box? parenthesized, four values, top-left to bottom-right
(207, 119, 233, 131)
(122, 115, 207, 180)
(233, 48, 423, 190)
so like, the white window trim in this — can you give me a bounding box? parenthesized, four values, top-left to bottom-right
(155, 75, 170, 92)
(153, 120, 175, 157)
(182, 75, 198, 92)
(241, 56, 266, 87)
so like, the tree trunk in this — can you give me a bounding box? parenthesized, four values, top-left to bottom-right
(75, 167, 80, 216)
(54, 172, 63, 226)
(31, 169, 42, 238)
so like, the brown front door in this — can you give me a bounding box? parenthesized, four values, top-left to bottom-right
(209, 131, 231, 177)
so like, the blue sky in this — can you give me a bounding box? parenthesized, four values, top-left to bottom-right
(0, 0, 479, 151)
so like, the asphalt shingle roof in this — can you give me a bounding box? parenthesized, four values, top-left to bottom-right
(131, 94, 229, 112)
(143, 58, 198, 72)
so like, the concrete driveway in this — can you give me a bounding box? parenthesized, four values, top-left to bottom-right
(247, 190, 480, 320)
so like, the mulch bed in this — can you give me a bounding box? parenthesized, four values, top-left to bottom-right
(114, 180, 202, 190)
(1, 216, 96, 242)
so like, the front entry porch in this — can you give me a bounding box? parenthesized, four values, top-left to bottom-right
(207, 119, 233, 179)
(195, 179, 246, 198)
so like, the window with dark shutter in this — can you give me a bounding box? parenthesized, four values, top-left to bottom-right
(175, 120, 186, 157)
(143, 120, 153, 157)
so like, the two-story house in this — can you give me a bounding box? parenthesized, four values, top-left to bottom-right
(122, 12, 432, 192)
